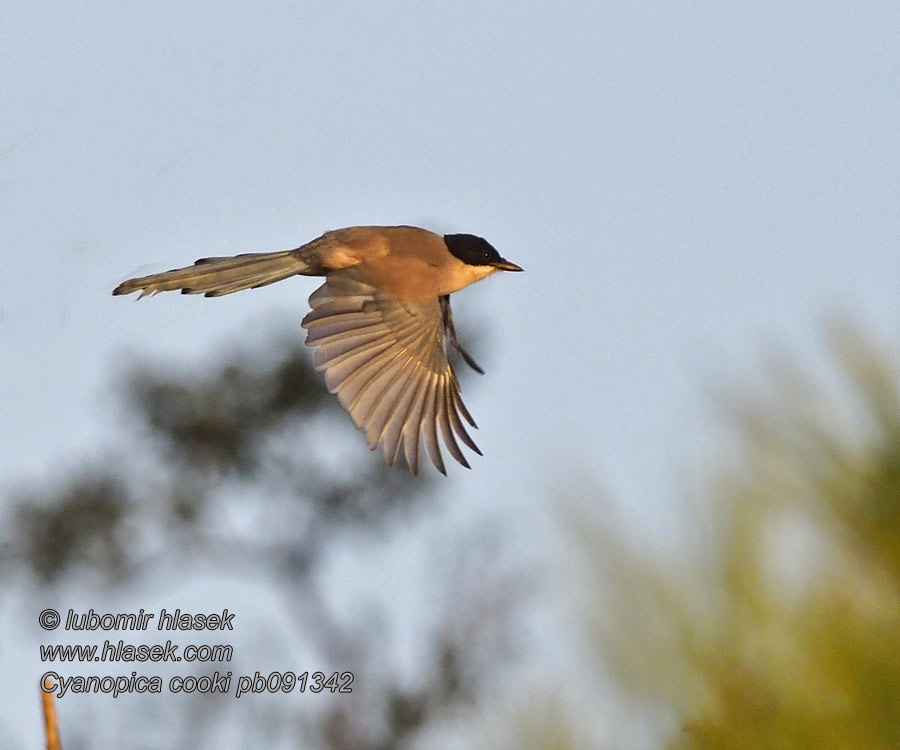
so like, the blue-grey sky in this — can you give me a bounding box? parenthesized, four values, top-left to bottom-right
(3, 1, 900, 746)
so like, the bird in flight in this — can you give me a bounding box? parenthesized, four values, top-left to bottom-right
(113, 225, 523, 475)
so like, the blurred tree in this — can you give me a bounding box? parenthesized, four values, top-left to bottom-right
(2, 324, 518, 750)
(4, 333, 422, 587)
(14, 311, 900, 750)
(563, 323, 900, 750)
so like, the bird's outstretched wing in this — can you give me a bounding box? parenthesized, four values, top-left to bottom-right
(302, 274, 481, 474)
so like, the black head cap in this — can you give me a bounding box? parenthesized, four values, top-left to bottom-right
(443, 234, 523, 271)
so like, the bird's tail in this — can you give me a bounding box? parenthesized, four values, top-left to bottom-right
(113, 250, 309, 298)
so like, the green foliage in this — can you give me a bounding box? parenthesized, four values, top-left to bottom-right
(2, 325, 513, 750)
(127, 340, 324, 474)
(10, 474, 132, 583)
(2, 330, 422, 585)
(12, 310, 900, 748)
(572, 324, 900, 749)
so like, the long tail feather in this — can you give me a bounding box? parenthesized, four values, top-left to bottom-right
(113, 251, 308, 298)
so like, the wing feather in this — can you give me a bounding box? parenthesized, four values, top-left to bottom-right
(349, 353, 408, 432)
(401, 371, 429, 474)
(447, 385, 482, 454)
(420, 373, 446, 475)
(438, 381, 470, 468)
(382, 363, 427, 467)
(364, 355, 418, 450)
(301, 273, 480, 473)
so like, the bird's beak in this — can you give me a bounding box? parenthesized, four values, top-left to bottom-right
(492, 257, 524, 272)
